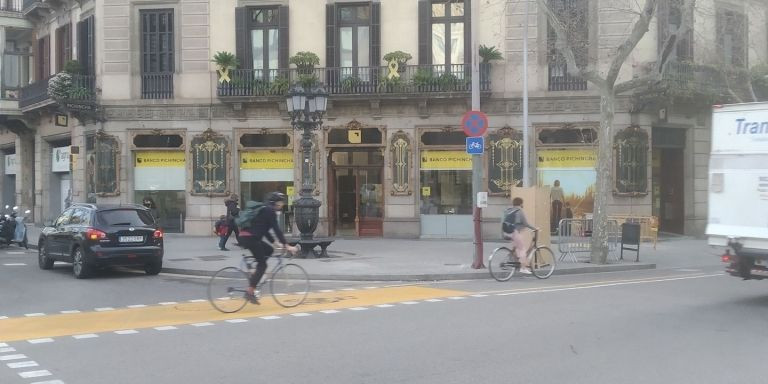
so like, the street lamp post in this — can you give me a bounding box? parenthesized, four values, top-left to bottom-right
(286, 84, 328, 240)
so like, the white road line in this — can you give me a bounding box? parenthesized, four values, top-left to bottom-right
(400, 301, 419, 305)
(375, 304, 395, 308)
(341, 288, 356, 291)
(290, 313, 312, 317)
(0, 354, 27, 361)
(60, 310, 81, 314)
(188, 299, 206, 303)
(18, 370, 52, 378)
(364, 286, 378, 289)
(6, 252, 25, 255)
(154, 326, 178, 331)
(94, 307, 114, 312)
(127, 304, 147, 308)
(30, 380, 65, 384)
(114, 330, 139, 335)
(7, 361, 38, 369)
(320, 310, 340, 314)
(24, 313, 45, 317)
(27, 339, 54, 344)
(259, 316, 281, 320)
(448, 297, 466, 300)
(424, 299, 444, 302)
(0, 316, 7, 320)
(72, 334, 99, 339)
(158, 302, 178, 305)
(225, 319, 248, 323)
(318, 289, 334, 293)
(493, 274, 723, 297)
(191, 322, 215, 327)
(0, 347, 15, 353)
(0, 343, 7, 347)
(349, 307, 368, 311)
(3, 263, 26, 266)
(470, 294, 489, 298)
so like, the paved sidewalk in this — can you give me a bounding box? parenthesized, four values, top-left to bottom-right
(24, 226, 726, 281)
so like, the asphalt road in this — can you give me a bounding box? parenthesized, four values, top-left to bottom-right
(2, 248, 767, 384)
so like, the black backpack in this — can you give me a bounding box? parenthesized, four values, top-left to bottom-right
(501, 208, 521, 234)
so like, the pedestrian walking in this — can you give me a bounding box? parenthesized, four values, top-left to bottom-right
(223, 194, 241, 247)
(214, 215, 229, 251)
(550, 180, 564, 234)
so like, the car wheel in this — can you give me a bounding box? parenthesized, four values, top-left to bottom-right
(38, 241, 54, 270)
(144, 260, 162, 276)
(72, 247, 91, 279)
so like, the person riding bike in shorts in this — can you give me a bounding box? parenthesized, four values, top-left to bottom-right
(503, 197, 538, 275)
(240, 192, 298, 303)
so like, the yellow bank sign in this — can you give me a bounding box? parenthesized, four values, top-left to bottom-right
(537, 149, 597, 168)
(420, 150, 472, 170)
(135, 151, 186, 168)
(241, 151, 294, 170)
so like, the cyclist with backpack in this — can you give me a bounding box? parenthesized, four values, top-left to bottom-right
(236, 192, 298, 304)
(501, 197, 538, 275)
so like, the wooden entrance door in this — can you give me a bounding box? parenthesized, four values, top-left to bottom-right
(659, 148, 685, 234)
(329, 150, 384, 237)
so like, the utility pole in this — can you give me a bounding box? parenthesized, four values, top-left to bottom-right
(470, 0, 484, 269)
(523, 0, 531, 187)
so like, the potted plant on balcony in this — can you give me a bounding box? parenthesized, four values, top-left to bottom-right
(383, 51, 412, 73)
(48, 72, 73, 100)
(212, 51, 239, 84)
(289, 51, 320, 75)
(479, 45, 502, 63)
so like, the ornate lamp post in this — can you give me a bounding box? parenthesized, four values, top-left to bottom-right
(286, 84, 328, 240)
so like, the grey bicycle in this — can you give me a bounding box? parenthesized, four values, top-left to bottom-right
(207, 248, 310, 313)
(489, 229, 556, 281)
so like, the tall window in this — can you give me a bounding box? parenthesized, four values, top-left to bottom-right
(250, 8, 279, 77)
(658, 0, 692, 62)
(430, 0, 465, 68)
(716, 7, 747, 67)
(55, 24, 72, 73)
(338, 5, 371, 69)
(77, 16, 95, 75)
(547, 0, 588, 91)
(140, 9, 174, 99)
(36, 35, 50, 81)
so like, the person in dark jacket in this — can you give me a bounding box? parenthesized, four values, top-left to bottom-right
(223, 194, 240, 247)
(242, 192, 298, 304)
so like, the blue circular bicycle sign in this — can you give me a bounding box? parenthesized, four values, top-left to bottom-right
(462, 110, 489, 137)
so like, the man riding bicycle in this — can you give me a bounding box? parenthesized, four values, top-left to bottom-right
(240, 192, 298, 303)
(502, 197, 538, 275)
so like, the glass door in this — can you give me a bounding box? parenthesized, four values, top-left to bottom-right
(330, 149, 384, 237)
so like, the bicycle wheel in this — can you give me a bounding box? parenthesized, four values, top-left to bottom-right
(208, 267, 250, 313)
(531, 246, 556, 279)
(270, 263, 310, 308)
(489, 247, 517, 282)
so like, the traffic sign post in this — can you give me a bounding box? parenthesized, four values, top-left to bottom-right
(462, 111, 488, 270)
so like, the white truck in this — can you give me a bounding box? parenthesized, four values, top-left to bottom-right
(707, 102, 768, 279)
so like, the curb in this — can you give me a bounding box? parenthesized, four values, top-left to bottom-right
(162, 263, 656, 281)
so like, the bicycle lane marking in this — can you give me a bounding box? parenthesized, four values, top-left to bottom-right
(0, 342, 64, 383)
(0, 285, 467, 343)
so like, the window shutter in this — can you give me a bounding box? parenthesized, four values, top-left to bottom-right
(656, 1, 668, 56)
(278, 5, 289, 69)
(326, 3, 337, 68)
(44, 36, 50, 78)
(418, 0, 430, 65)
(235, 7, 251, 69)
(87, 17, 95, 75)
(371, 2, 381, 67)
(464, 0, 471, 65)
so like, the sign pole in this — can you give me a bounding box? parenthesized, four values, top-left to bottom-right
(470, 0, 484, 269)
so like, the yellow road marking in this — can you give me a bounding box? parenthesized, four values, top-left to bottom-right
(0, 286, 466, 342)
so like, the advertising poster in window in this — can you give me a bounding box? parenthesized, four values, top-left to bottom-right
(537, 149, 596, 218)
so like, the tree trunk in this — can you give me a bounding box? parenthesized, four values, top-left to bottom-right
(590, 87, 615, 264)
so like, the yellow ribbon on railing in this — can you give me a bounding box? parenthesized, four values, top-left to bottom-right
(387, 60, 400, 80)
(217, 68, 231, 83)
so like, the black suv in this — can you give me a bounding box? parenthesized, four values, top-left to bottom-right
(38, 203, 164, 279)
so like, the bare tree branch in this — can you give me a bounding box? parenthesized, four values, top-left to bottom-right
(535, 0, 607, 89)
(615, 75, 658, 94)
(655, 0, 697, 75)
(605, 0, 658, 86)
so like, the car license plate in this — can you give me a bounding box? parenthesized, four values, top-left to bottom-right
(119, 236, 144, 243)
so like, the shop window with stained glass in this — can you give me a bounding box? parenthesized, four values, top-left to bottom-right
(614, 126, 649, 195)
(390, 132, 412, 195)
(487, 129, 523, 195)
(86, 131, 120, 200)
(191, 129, 228, 195)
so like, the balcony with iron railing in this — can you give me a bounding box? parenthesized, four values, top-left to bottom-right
(217, 63, 491, 100)
(19, 73, 96, 111)
(0, 0, 22, 12)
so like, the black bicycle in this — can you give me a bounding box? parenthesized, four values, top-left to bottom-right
(489, 229, 556, 281)
(207, 248, 309, 313)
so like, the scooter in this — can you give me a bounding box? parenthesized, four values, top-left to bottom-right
(0, 205, 16, 248)
(12, 207, 30, 249)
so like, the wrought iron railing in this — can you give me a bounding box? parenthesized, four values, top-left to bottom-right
(19, 74, 96, 109)
(1, 0, 22, 12)
(548, 62, 588, 91)
(217, 63, 492, 98)
(141, 73, 174, 99)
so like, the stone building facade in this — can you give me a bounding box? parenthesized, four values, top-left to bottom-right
(0, 0, 765, 238)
